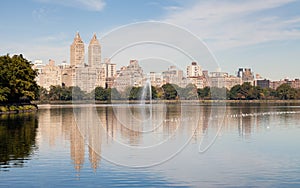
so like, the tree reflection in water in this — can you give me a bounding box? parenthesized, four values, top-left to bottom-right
(0, 113, 38, 171)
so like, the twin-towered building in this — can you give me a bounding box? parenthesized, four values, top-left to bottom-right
(34, 32, 116, 92)
(70, 32, 103, 68)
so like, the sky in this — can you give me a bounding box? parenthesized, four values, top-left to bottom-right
(0, 0, 300, 80)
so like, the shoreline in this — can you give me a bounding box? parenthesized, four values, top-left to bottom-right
(0, 104, 38, 115)
(1, 100, 299, 114)
(33, 100, 300, 105)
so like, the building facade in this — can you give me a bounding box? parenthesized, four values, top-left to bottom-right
(70, 32, 85, 67)
(237, 68, 254, 85)
(88, 34, 101, 68)
(149, 72, 162, 87)
(162, 66, 185, 87)
(114, 60, 144, 91)
(255, 79, 270, 89)
(33, 59, 62, 91)
(270, 79, 300, 89)
(187, 62, 202, 77)
(225, 75, 242, 90)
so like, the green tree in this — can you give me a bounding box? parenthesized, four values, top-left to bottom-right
(210, 87, 227, 100)
(162, 83, 178, 100)
(71, 86, 85, 100)
(240, 82, 252, 99)
(128, 87, 141, 100)
(48, 85, 63, 100)
(37, 86, 49, 101)
(151, 86, 158, 99)
(109, 88, 121, 100)
(229, 83, 257, 100)
(276, 84, 297, 100)
(297, 89, 300, 99)
(60, 86, 72, 100)
(229, 84, 241, 100)
(94, 86, 109, 101)
(247, 86, 261, 100)
(0, 54, 38, 103)
(156, 87, 165, 99)
(0, 87, 10, 102)
(180, 84, 198, 100)
(261, 87, 276, 99)
(197, 87, 211, 99)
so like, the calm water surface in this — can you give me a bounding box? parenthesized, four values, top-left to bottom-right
(1, 104, 300, 187)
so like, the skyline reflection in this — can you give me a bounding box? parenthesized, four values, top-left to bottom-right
(34, 104, 300, 171)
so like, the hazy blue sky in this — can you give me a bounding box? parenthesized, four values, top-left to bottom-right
(0, 0, 299, 80)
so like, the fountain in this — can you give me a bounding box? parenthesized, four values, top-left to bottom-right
(139, 78, 153, 131)
(140, 78, 152, 105)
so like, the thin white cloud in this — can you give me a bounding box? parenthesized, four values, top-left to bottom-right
(76, 0, 105, 11)
(36, 32, 68, 43)
(32, 8, 48, 21)
(163, 0, 300, 51)
(163, 6, 182, 11)
(34, 0, 106, 11)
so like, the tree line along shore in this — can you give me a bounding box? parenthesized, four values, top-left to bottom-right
(1, 54, 300, 114)
(36, 82, 300, 103)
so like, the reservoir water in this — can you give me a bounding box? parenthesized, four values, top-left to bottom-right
(1, 103, 300, 187)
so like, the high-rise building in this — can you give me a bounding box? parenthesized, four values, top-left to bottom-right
(149, 72, 162, 87)
(225, 75, 242, 89)
(114, 60, 144, 91)
(102, 58, 116, 78)
(162, 66, 184, 87)
(209, 72, 242, 89)
(96, 58, 117, 88)
(70, 32, 85, 67)
(270, 78, 300, 89)
(187, 62, 202, 77)
(237, 68, 254, 85)
(292, 79, 300, 89)
(210, 72, 227, 88)
(32, 59, 62, 90)
(188, 76, 207, 89)
(74, 66, 98, 93)
(88, 34, 101, 67)
(186, 62, 206, 88)
(32, 60, 43, 86)
(255, 79, 270, 89)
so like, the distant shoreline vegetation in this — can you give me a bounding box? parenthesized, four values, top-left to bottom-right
(36, 82, 300, 103)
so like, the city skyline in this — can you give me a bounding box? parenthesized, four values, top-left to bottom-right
(0, 0, 300, 80)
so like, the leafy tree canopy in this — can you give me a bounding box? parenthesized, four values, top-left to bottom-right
(0, 54, 38, 103)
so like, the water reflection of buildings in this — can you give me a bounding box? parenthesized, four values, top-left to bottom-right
(37, 105, 300, 173)
(37, 107, 101, 172)
(70, 117, 85, 172)
(37, 104, 218, 170)
(191, 104, 273, 141)
(221, 105, 291, 139)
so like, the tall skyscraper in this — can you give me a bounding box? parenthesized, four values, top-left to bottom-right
(88, 33, 101, 67)
(70, 32, 85, 67)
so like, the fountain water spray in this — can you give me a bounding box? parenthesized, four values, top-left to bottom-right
(139, 77, 153, 130)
